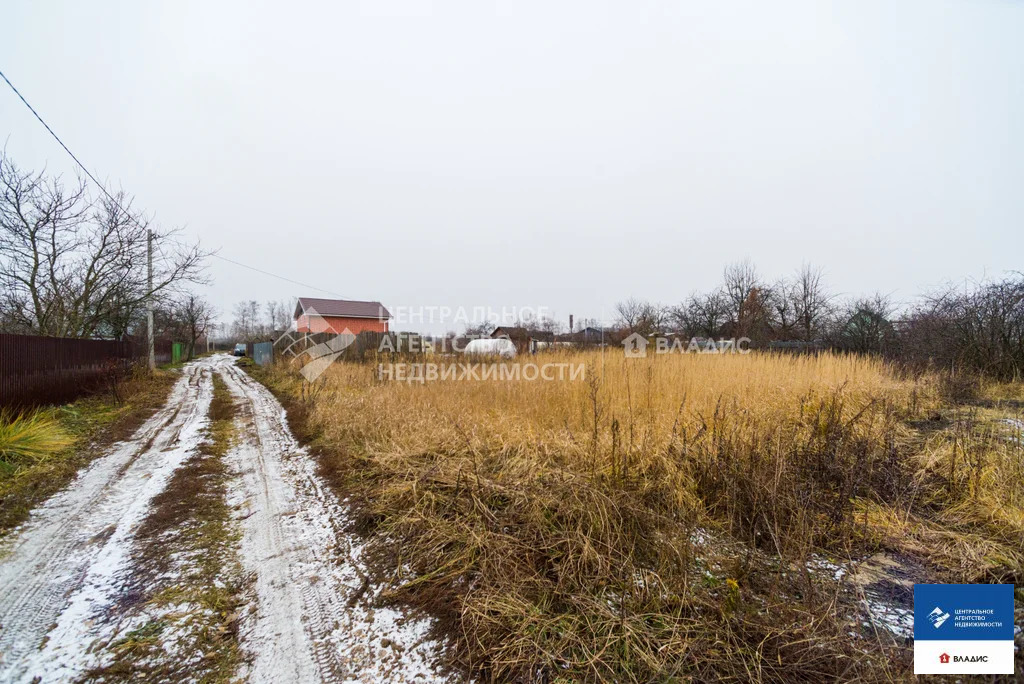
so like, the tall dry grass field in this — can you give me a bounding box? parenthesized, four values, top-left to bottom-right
(262, 349, 1021, 681)
(315, 351, 920, 550)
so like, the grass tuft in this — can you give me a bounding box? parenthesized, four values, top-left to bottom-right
(0, 370, 177, 536)
(0, 410, 74, 470)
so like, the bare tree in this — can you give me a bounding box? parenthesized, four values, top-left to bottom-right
(835, 293, 898, 353)
(530, 313, 564, 334)
(463, 320, 495, 338)
(791, 263, 835, 341)
(0, 154, 88, 333)
(904, 274, 1024, 379)
(174, 294, 214, 360)
(614, 298, 668, 336)
(668, 301, 693, 336)
(679, 290, 730, 338)
(0, 151, 208, 338)
(510, 310, 557, 334)
(615, 297, 647, 333)
(265, 299, 295, 333)
(722, 259, 762, 328)
(767, 277, 797, 337)
(232, 300, 262, 342)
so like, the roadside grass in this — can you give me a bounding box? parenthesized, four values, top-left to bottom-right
(253, 350, 1024, 682)
(84, 373, 244, 682)
(0, 409, 74, 470)
(0, 368, 177, 537)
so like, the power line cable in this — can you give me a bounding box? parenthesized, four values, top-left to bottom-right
(163, 234, 344, 296)
(0, 67, 344, 298)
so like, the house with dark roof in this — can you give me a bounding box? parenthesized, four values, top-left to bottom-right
(491, 326, 555, 354)
(293, 297, 391, 334)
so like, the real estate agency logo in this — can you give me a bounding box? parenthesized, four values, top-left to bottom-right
(621, 333, 752, 358)
(913, 584, 1015, 675)
(928, 606, 950, 628)
(274, 307, 356, 382)
(938, 652, 989, 665)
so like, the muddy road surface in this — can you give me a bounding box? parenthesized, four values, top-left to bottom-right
(0, 355, 443, 683)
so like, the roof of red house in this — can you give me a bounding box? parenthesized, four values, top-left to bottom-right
(294, 297, 391, 320)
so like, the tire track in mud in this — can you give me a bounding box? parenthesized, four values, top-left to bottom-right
(218, 359, 444, 684)
(0, 360, 215, 683)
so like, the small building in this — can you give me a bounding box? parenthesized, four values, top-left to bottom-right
(556, 326, 617, 345)
(560, 326, 611, 344)
(490, 326, 528, 349)
(293, 297, 391, 334)
(491, 326, 554, 354)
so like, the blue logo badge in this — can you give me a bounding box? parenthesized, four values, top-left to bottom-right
(914, 584, 1014, 641)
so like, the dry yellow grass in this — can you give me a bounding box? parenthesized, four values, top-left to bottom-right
(315, 349, 915, 466)
(258, 349, 1021, 681)
(312, 350, 927, 550)
(0, 410, 74, 468)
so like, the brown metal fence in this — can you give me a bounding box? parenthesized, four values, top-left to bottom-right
(273, 331, 396, 361)
(0, 333, 140, 408)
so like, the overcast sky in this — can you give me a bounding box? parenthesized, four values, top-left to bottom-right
(3, 0, 1022, 333)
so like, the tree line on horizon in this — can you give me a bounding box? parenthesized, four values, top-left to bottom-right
(613, 260, 1024, 380)
(2, 151, 1020, 379)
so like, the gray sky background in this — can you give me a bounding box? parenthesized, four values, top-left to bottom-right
(3, 0, 1022, 333)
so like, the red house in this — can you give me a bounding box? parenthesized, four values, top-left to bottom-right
(293, 297, 391, 334)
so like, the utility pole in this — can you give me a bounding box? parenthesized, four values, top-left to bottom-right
(147, 229, 155, 371)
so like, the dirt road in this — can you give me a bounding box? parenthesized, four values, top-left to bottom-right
(0, 355, 443, 683)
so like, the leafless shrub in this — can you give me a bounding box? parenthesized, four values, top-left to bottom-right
(901, 274, 1024, 381)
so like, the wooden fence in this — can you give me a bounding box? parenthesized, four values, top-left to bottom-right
(0, 333, 140, 408)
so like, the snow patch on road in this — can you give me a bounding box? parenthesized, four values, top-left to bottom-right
(219, 359, 446, 683)
(0, 362, 214, 683)
(0, 355, 450, 683)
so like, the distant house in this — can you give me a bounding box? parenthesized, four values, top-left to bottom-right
(556, 326, 615, 345)
(491, 326, 527, 342)
(293, 297, 391, 334)
(491, 326, 554, 354)
(490, 327, 528, 353)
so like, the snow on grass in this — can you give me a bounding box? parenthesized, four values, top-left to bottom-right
(808, 556, 848, 582)
(1001, 418, 1024, 444)
(806, 555, 915, 640)
(859, 598, 914, 639)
